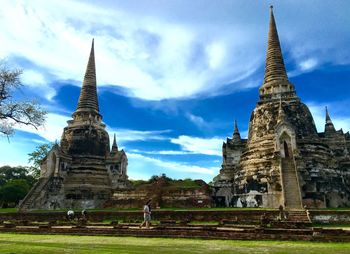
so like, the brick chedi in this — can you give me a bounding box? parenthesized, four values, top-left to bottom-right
(19, 40, 131, 211)
(213, 7, 350, 209)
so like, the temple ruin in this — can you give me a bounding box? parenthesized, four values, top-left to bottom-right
(213, 7, 350, 209)
(19, 40, 131, 211)
(18, 7, 350, 211)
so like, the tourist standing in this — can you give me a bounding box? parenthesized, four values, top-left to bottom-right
(67, 210, 75, 221)
(139, 199, 152, 229)
(81, 209, 87, 221)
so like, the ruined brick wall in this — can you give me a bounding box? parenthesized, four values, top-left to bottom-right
(2, 210, 350, 224)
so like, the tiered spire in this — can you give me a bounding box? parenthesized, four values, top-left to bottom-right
(259, 6, 295, 100)
(112, 133, 118, 152)
(263, 6, 288, 85)
(76, 39, 100, 114)
(111, 133, 118, 152)
(325, 107, 336, 133)
(232, 120, 241, 142)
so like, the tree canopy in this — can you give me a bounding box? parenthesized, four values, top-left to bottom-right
(0, 179, 30, 207)
(0, 61, 46, 136)
(0, 166, 36, 208)
(28, 142, 55, 178)
(0, 165, 36, 186)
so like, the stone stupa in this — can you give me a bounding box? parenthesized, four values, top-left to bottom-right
(213, 7, 350, 209)
(20, 40, 131, 211)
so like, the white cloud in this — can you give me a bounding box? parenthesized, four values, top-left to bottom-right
(21, 69, 56, 100)
(128, 152, 215, 177)
(3, 1, 347, 101)
(107, 128, 171, 143)
(129, 149, 193, 155)
(299, 58, 318, 72)
(0, 131, 219, 182)
(22, 70, 46, 86)
(14, 113, 70, 142)
(171, 135, 222, 156)
(186, 113, 206, 129)
(158, 150, 191, 155)
(12, 111, 172, 143)
(206, 41, 226, 70)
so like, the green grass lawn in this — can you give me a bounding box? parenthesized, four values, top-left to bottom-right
(0, 208, 17, 213)
(0, 233, 350, 254)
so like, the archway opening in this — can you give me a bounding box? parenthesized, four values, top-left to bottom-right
(279, 131, 293, 158)
(283, 141, 290, 158)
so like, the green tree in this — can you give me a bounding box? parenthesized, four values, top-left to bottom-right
(0, 165, 36, 186)
(0, 179, 30, 208)
(0, 61, 46, 137)
(0, 166, 36, 208)
(28, 142, 55, 178)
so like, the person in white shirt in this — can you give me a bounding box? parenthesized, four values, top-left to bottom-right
(139, 199, 152, 229)
(67, 210, 74, 221)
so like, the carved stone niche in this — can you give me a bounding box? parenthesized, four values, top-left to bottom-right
(275, 124, 297, 159)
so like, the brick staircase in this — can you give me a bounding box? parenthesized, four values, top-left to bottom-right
(286, 210, 311, 223)
(281, 158, 302, 209)
(19, 178, 49, 211)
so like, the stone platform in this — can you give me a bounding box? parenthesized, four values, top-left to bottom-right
(1, 223, 349, 242)
(2, 209, 350, 224)
(1, 209, 350, 241)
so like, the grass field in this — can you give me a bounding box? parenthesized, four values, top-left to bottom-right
(0, 208, 17, 213)
(0, 233, 350, 254)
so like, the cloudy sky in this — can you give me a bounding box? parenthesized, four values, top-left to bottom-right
(0, 0, 349, 182)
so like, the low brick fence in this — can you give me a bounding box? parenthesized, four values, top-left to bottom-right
(309, 210, 350, 224)
(0, 210, 349, 224)
(0, 210, 278, 223)
(1, 224, 350, 242)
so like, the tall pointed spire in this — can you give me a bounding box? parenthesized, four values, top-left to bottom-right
(111, 133, 118, 151)
(76, 39, 99, 114)
(325, 106, 336, 133)
(233, 119, 239, 134)
(263, 6, 288, 84)
(232, 119, 241, 142)
(325, 106, 332, 124)
(259, 6, 295, 100)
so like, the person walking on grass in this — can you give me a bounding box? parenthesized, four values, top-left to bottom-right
(139, 199, 152, 229)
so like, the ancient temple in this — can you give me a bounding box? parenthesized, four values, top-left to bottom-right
(19, 40, 130, 211)
(213, 7, 350, 208)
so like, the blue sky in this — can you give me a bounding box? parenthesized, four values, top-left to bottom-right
(0, 0, 349, 182)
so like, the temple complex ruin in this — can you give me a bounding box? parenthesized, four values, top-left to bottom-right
(18, 7, 350, 211)
(213, 7, 350, 209)
(19, 40, 130, 211)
